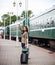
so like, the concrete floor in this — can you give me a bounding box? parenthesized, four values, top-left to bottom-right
(0, 39, 55, 65)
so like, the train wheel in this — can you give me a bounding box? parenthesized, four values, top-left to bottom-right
(49, 40, 55, 50)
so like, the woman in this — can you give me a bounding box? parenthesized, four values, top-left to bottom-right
(19, 24, 28, 48)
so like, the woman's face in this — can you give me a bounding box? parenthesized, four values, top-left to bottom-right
(23, 27, 26, 31)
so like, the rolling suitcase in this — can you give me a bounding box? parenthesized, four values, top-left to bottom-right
(20, 47, 29, 64)
(20, 52, 28, 64)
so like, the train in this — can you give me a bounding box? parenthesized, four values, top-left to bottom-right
(4, 6, 55, 49)
(29, 6, 55, 49)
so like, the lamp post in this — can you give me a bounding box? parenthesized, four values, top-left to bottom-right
(8, 12, 13, 40)
(13, 1, 22, 20)
(4, 17, 8, 39)
(25, 0, 28, 26)
(13, 1, 22, 42)
(4, 18, 5, 39)
(25, 0, 29, 48)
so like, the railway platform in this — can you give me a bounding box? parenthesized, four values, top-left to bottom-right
(0, 39, 55, 65)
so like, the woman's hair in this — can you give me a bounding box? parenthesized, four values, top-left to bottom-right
(25, 26, 28, 32)
(22, 26, 28, 33)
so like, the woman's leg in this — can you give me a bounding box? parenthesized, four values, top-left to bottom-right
(21, 43, 25, 48)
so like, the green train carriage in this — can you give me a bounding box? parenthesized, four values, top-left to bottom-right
(29, 6, 55, 49)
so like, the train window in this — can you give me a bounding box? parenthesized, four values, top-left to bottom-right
(51, 20, 54, 27)
(45, 25, 46, 28)
(51, 20, 54, 24)
(47, 22, 50, 27)
(47, 22, 49, 24)
(47, 19, 48, 21)
(50, 17, 52, 20)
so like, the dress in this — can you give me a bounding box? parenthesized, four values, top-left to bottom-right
(21, 31, 28, 48)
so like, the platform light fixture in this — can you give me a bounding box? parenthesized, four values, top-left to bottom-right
(8, 12, 13, 40)
(13, 1, 22, 42)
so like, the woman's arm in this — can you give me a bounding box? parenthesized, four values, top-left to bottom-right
(18, 24, 23, 31)
(22, 32, 27, 37)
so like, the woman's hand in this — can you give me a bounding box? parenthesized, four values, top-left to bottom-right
(18, 24, 20, 26)
(25, 44, 27, 48)
(18, 24, 23, 31)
